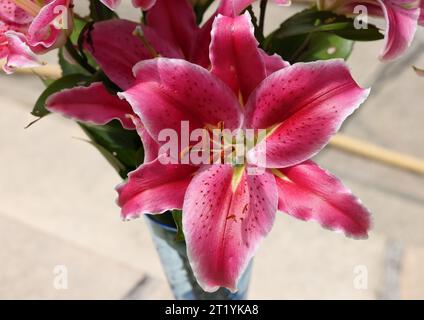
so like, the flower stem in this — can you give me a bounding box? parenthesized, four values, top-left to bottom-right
(259, 0, 268, 36)
(65, 39, 96, 74)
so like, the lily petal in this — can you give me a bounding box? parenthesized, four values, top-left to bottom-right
(190, 18, 214, 68)
(117, 156, 197, 219)
(191, 0, 290, 69)
(132, 0, 156, 10)
(146, 0, 197, 59)
(84, 20, 151, 90)
(100, 0, 121, 10)
(218, 0, 256, 17)
(246, 59, 369, 168)
(130, 115, 160, 163)
(217, 0, 291, 17)
(210, 12, 267, 102)
(83, 20, 181, 90)
(0, 1, 32, 24)
(121, 58, 243, 143)
(183, 165, 277, 292)
(275, 0, 292, 5)
(377, 0, 420, 60)
(100, 0, 157, 11)
(46, 82, 135, 129)
(260, 49, 290, 76)
(275, 160, 371, 238)
(27, 0, 71, 49)
(3, 31, 39, 74)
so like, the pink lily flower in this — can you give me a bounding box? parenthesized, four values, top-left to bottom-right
(83, 19, 183, 90)
(115, 12, 371, 292)
(96, 0, 290, 69)
(319, 0, 421, 60)
(46, 6, 371, 292)
(80, 0, 209, 91)
(46, 0, 193, 121)
(78, 0, 285, 87)
(0, 0, 73, 73)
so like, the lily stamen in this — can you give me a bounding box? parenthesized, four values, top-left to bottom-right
(133, 26, 159, 58)
(12, 0, 41, 17)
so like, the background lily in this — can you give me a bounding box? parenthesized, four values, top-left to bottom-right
(318, 0, 422, 60)
(45, 0, 278, 127)
(0, 0, 73, 73)
(45, 0, 205, 128)
(116, 12, 371, 292)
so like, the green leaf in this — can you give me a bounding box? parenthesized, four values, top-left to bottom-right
(193, 0, 214, 25)
(31, 74, 91, 118)
(57, 17, 97, 76)
(149, 212, 179, 230)
(40, 77, 55, 87)
(59, 48, 89, 76)
(267, 8, 382, 39)
(334, 25, 384, 41)
(79, 120, 143, 179)
(80, 137, 127, 176)
(64, 39, 97, 75)
(265, 7, 382, 63)
(89, 0, 116, 21)
(70, 16, 88, 44)
(172, 210, 185, 242)
(297, 32, 354, 62)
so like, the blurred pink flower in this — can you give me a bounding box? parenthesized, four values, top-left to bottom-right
(320, 0, 421, 60)
(0, 0, 73, 73)
(46, 0, 205, 125)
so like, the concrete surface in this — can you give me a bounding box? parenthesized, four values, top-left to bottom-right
(0, 2, 423, 299)
(0, 215, 144, 299)
(401, 246, 424, 299)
